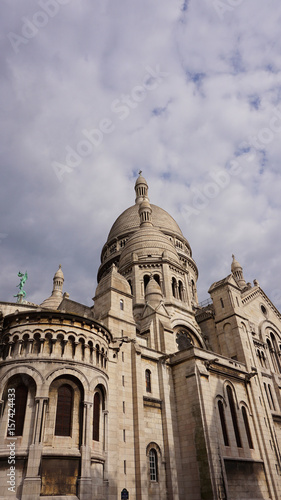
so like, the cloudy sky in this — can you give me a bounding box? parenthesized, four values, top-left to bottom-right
(1, 0, 281, 310)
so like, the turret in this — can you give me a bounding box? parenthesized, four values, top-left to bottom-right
(40, 265, 64, 309)
(231, 255, 247, 289)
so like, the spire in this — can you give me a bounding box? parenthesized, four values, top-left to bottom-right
(135, 171, 149, 204)
(231, 255, 246, 288)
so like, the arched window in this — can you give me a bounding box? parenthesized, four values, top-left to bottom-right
(268, 384, 276, 411)
(270, 333, 281, 373)
(218, 400, 229, 446)
(149, 449, 158, 482)
(93, 392, 100, 441)
(55, 384, 73, 436)
(128, 279, 133, 295)
(178, 280, 184, 301)
(120, 299, 124, 310)
(264, 383, 272, 410)
(143, 275, 150, 291)
(191, 280, 196, 300)
(227, 385, 242, 448)
(12, 384, 28, 436)
(145, 369, 151, 393)
(96, 344, 100, 365)
(172, 277, 177, 298)
(242, 406, 253, 449)
(267, 338, 278, 372)
(220, 298, 224, 308)
(153, 274, 160, 286)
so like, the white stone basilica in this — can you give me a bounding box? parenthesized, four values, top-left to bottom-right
(1, 173, 281, 500)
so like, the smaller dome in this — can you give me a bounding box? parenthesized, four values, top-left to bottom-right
(231, 255, 242, 272)
(54, 264, 64, 280)
(95, 264, 131, 297)
(146, 276, 162, 296)
(135, 172, 148, 187)
(231, 254, 247, 288)
(40, 266, 64, 310)
(145, 276, 163, 307)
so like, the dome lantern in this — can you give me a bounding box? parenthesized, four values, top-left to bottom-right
(135, 171, 149, 204)
(138, 198, 153, 227)
(231, 255, 246, 288)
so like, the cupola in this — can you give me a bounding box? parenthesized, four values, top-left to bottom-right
(135, 171, 149, 204)
(231, 255, 247, 288)
(40, 265, 64, 309)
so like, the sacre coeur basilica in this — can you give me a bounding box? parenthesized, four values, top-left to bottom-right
(1, 173, 281, 500)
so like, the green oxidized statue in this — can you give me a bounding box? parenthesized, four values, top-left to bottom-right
(14, 271, 28, 302)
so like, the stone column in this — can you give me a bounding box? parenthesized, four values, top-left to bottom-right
(78, 401, 92, 500)
(22, 397, 48, 500)
(162, 262, 172, 301)
(158, 360, 180, 500)
(131, 342, 147, 500)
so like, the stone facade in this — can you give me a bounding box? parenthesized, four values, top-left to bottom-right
(1, 174, 281, 499)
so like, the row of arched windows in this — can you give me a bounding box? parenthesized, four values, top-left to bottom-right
(1, 334, 108, 368)
(3, 380, 105, 443)
(143, 274, 161, 291)
(264, 383, 276, 411)
(257, 349, 266, 368)
(171, 277, 186, 301)
(266, 333, 281, 373)
(141, 273, 196, 304)
(54, 384, 105, 441)
(218, 385, 253, 450)
(256, 332, 281, 374)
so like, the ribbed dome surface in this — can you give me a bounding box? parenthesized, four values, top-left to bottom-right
(119, 226, 180, 272)
(107, 204, 183, 242)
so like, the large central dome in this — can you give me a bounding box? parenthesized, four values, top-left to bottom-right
(97, 173, 195, 282)
(107, 203, 183, 241)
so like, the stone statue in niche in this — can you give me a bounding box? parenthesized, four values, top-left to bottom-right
(176, 331, 193, 351)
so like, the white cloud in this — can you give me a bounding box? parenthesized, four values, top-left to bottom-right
(1, 0, 281, 310)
